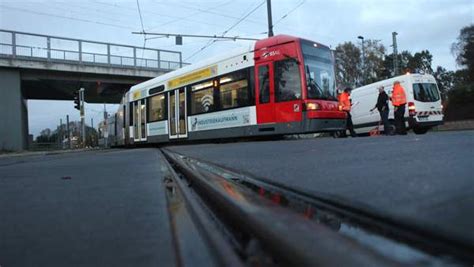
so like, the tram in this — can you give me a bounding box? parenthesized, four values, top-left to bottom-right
(108, 34, 346, 146)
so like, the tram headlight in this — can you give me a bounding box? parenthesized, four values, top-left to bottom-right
(306, 103, 320, 110)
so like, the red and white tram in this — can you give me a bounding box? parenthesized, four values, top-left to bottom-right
(110, 35, 346, 146)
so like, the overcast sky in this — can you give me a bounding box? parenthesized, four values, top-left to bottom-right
(0, 0, 472, 137)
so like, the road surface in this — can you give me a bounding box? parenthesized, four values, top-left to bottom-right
(1, 131, 472, 266)
(0, 149, 175, 267)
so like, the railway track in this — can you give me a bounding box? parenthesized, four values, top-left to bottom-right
(159, 148, 471, 266)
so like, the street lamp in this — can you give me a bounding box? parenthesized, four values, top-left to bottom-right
(358, 36, 365, 85)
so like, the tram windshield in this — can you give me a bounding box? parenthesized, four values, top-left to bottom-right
(301, 40, 337, 101)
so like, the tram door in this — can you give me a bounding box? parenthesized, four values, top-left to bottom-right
(133, 99, 147, 142)
(255, 63, 275, 123)
(168, 88, 188, 139)
(124, 103, 129, 145)
(255, 59, 303, 124)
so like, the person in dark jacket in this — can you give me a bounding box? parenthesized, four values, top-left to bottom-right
(370, 86, 391, 135)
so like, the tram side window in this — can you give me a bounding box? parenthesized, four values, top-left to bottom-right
(218, 70, 250, 109)
(191, 80, 214, 115)
(274, 59, 302, 102)
(258, 65, 270, 104)
(148, 94, 166, 122)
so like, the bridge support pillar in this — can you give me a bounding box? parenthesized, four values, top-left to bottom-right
(0, 68, 29, 152)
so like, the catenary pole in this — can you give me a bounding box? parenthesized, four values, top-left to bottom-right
(266, 0, 274, 37)
(392, 32, 399, 76)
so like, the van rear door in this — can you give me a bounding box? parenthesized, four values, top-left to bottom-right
(411, 82, 443, 123)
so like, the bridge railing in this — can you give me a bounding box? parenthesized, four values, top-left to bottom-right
(0, 29, 188, 71)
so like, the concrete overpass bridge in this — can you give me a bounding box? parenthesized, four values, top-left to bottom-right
(0, 29, 186, 151)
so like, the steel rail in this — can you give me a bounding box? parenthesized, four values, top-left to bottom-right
(162, 149, 472, 266)
(158, 151, 244, 267)
(161, 148, 402, 267)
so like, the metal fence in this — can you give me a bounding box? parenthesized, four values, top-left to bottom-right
(0, 29, 187, 71)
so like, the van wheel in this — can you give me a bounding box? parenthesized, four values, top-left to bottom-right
(413, 127, 429, 135)
(384, 122, 396, 135)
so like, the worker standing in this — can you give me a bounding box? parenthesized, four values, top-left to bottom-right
(338, 87, 357, 137)
(391, 81, 407, 135)
(370, 86, 391, 135)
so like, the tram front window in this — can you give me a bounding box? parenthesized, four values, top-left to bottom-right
(301, 41, 336, 101)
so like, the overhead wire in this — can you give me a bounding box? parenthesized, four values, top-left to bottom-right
(84, 107, 105, 114)
(184, 0, 265, 62)
(92, 0, 227, 29)
(0, 5, 136, 30)
(3, 2, 169, 65)
(155, 0, 305, 35)
(221, 0, 266, 36)
(184, 39, 217, 61)
(135, 0, 148, 63)
(46, 2, 140, 27)
(273, 0, 306, 27)
(145, 0, 233, 32)
(152, 1, 264, 27)
(2, 1, 297, 64)
(136, 0, 145, 33)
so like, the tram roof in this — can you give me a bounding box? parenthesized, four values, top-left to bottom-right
(128, 43, 255, 95)
(127, 34, 326, 96)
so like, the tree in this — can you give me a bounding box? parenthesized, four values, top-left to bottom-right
(452, 24, 474, 81)
(411, 50, 433, 74)
(433, 66, 454, 97)
(335, 40, 387, 87)
(35, 122, 98, 147)
(383, 50, 414, 77)
(433, 67, 468, 95)
(36, 128, 53, 143)
(362, 39, 386, 84)
(84, 125, 98, 147)
(381, 53, 394, 79)
(383, 50, 433, 77)
(39, 128, 51, 138)
(335, 42, 361, 89)
(399, 50, 414, 74)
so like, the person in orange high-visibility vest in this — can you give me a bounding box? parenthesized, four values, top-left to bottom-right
(391, 81, 407, 135)
(338, 87, 357, 137)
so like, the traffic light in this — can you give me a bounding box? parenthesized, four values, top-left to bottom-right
(73, 91, 80, 110)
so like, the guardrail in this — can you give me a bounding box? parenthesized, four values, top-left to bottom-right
(0, 29, 188, 71)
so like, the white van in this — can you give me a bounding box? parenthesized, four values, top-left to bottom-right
(350, 73, 444, 135)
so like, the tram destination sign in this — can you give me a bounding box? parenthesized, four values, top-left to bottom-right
(168, 65, 217, 89)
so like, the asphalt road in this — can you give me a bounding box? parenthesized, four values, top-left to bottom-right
(0, 149, 175, 267)
(167, 131, 474, 247)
